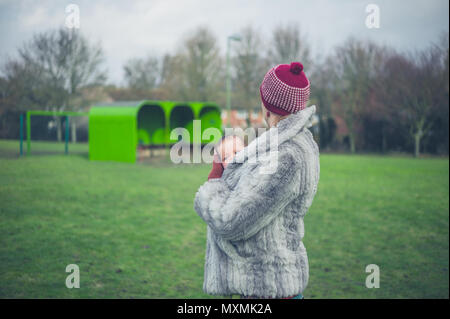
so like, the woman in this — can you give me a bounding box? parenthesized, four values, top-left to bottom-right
(194, 62, 320, 299)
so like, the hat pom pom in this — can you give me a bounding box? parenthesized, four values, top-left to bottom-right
(290, 62, 303, 75)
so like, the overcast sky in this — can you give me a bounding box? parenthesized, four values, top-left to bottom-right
(0, 0, 448, 85)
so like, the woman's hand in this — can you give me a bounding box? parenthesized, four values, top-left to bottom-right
(208, 153, 224, 180)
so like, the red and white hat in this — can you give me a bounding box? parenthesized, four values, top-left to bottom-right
(259, 62, 310, 115)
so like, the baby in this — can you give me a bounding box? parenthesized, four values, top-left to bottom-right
(215, 135, 245, 168)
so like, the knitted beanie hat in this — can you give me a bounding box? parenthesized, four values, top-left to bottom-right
(259, 62, 310, 116)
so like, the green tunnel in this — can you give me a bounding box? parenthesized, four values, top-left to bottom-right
(137, 103, 165, 145)
(199, 105, 222, 144)
(89, 100, 222, 163)
(169, 104, 195, 144)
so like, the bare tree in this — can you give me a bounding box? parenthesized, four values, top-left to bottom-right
(438, 32, 449, 154)
(269, 24, 312, 67)
(332, 38, 382, 153)
(158, 53, 186, 100)
(232, 25, 268, 126)
(176, 27, 223, 101)
(123, 55, 160, 90)
(363, 46, 398, 153)
(17, 28, 107, 141)
(385, 43, 448, 157)
(309, 55, 338, 148)
(1, 57, 48, 114)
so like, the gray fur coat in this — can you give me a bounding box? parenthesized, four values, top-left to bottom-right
(194, 105, 320, 298)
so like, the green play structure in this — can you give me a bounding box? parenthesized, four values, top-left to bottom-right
(89, 100, 222, 163)
(22, 110, 89, 156)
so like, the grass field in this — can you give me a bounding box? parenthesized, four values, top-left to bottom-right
(0, 139, 448, 298)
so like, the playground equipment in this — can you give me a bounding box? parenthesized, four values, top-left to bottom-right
(22, 110, 88, 156)
(89, 100, 222, 163)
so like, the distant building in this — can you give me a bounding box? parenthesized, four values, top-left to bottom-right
(221, 109, 265, 129)
(221, 108, 319, 131)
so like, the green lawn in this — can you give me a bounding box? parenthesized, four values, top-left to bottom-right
(0, 139, 448, 298)
(0, 139, 88, 159)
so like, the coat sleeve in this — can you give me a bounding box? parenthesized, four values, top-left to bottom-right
(194, 148, 303, 241)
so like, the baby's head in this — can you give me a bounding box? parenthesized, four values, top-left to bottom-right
(216, 135, 244, 168)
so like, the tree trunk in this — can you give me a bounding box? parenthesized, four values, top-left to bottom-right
(349, 132, 356, 154)
(414, 132, 421, 158)
(71, 121, 77, 143)
(413, 117, 425, 158)
(381, 125, 387, 154)
(56, 117, 62, 142)
(345, 111, 355, 154)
